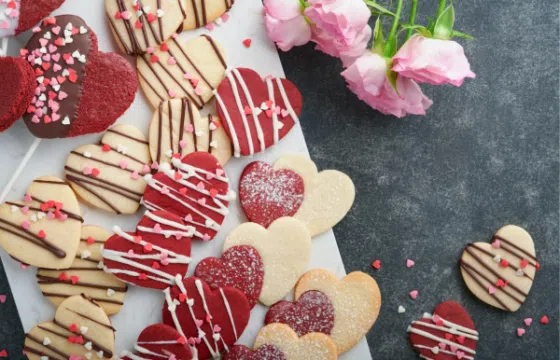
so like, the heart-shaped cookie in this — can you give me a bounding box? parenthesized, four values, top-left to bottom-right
(161, 277, 250, 360)
(0, 56, 35, 132)
(106, 0, 187, 55)
(274, 154, 355, 237)
(38, 225, 128, 316)
(120, 324, 193, 360)
(102, 210, 192, 290)
(0, 0, 65, 37)
(0, 176, 82, 269)
(195, 245, 264, 308)
(149, 98, 232, 166)
(22, 15, 138, 139)
(253, 323, 337, 360)
(180, 0, 234, 31)
(460, 225, 538, 312)
(239, 161, 304, 228)
(24, 294, 115, 360)
(265, 290, 334, 337)
(223, 217, 311, 306)
(143, 152, 234, 242)
(224, 344, 287, 360)
(216, 68, 303, 157)
(65, 124, 152, 214)
(138, 35, 227, 110)
(294, 269, 381, 354)
(408, 301, 479, 360)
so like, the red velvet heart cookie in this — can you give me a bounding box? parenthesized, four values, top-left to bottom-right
(0, 56, 35, 132)
(162, 277, 250, 360)
(120, 324, 193, 360)
(224, 344, 287, 360)
(194, 245, 264, 309)
(22, 15, 137, 139)
(215, 68, 303, 157)
(239, 161, 304, 228)
(102, 210, 192, 290)
(408, 301, 479, 360)
(0, 0, 65, 37)
(143, 152, 233, 242)
(265, 290, 335, 337)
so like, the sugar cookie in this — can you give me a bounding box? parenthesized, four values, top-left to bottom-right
(119, 324, 193, 360)
(180, 0, 234, 31)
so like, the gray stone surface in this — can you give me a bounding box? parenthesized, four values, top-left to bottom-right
(0, 0, 558, 359)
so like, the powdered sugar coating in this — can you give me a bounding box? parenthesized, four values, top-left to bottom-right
(194, 245, 264, 308)
(239, 161, 304, 228)
(265, 290, 335, 337)
(224, 344, 286, 360)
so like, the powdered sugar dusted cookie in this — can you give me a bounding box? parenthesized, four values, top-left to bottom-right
(106, 0, 187, 55)
(239, 161, 304, 228)
(460, 225, 538, 312)
(102, 210, 192, 290)
(65, 124, 151, 214)
(0, 56, 35, 132)
(265, 290, 334, 337)
(180, 0, 234, 30)
(149, 98, 232, 166)
(161, 277, 251, 359)
(225, 344, 287, 360)
(274, 154, 355, 237)
(223, 217, 311, 306)
(24, 294, 115, 360)
(120, 324, 193, 360)
(137, 35, 227, 110)
(253, 323, 337, 360)
(294, 269, 381, 354)
(37, 225, 128, 316)
(195, 245, 264, 308)
(0, 176, 83, 269)
(0, 0, 65, 37)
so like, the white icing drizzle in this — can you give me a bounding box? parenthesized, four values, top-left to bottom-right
(232, 68, 265, 152)
(411, 321, 479, 341)
(171, 158, 229, 183)
(266, 77, 280, 144)
(213, 89, 240, 157)
(0, 0, 21, 38)
(407, 327, 476, 355)
(219, 288, 237, 340)
(135, 345, 168, 358)
(414, 345, 475, 360)
(225, 70, 254, 155)
(163, 287, 200, 360)
(421, 313, 479, 336)
(138, 210, 197, 239)
(143, 199, 217, 233)
(275, 77, 299, 123)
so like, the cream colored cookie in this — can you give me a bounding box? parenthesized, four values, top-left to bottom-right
(223, 217, 311, 306)
(24, 295, 115, 360)
(137, 35, 227, 110)
(37, 225, 128, 316)
(149, 98, 232, 165)
(274, 154, 355, 237)
(253, 323, 337, 360)
(181, 0, 234, 30)
(106, 0, 187, 55)
(0, 176, 82, 269)
(294, 269, 382, 354)
(65, 124, 151, 215)
(460, 225, 538, 312)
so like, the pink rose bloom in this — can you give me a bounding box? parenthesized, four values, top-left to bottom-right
(392, 35, 476, 86)
(312, 24, 372, 67)
(264, 0, 311, 51)
(342, 52, 433, 118)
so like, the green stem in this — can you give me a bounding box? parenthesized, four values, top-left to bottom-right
(436, 0, 446, 18)
(384, 0, 403, 57)
(406, 0, 418, 40)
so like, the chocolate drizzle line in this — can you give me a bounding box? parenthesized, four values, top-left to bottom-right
(157, 103, 164, 164)
(202, 35, 227, 68)
(33, 180, 67, 185)
(37, 274, 128, 291)
(201, 0, 207, 26)
(178, 0, 187, 17)
(190, 0, 201, 28)
(52, 319, 113, 358)
(116, 0, 142, 55)
(138, 70, 165, 101)
(171, 37, 214, 91)
(107, 12, 132, 54)
(65, 174, 121, 214)
(157, 0, 164, 40)
(208, 114, 214, 153)
(178, 99, 189, 153)
(191, 101, 198, 150)
(31, 195, 84, 222)
(468, 242, 533, 281)
(42, 292, 125, 305)
(99, 143, 146, 165)
(6, 202, 83, 224)
(106, 128, 149, 144)
(138, 0, 163, 44)
(0, 218, 66, 258)
(25, 332, 70, 359)
(64, 308, 116, 331)
(168, 100, 174, 155)
(493, 235, 538, 263)
(70, 151, 135, 174)
(65, 167, 143, 199)
(23, 344, 66, 360)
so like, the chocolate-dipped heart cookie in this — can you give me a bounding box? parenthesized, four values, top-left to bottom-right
(120, 324, 193, 360)
(0, 0, 65, 37)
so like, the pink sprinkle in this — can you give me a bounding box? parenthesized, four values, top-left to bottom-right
(206, 173, 214, 180)
(31, 115, 40, 123)
(0, 294, 6, 303)
(221, 13, 230, 22)
(20, 263, 28, 269)
(213, 324, 221, 333)
(179, 140, 187, 149)
(142, 164, 151, 173)
(450, 345, 458, 352)
(39, 38, 48, 47)
(280, 109, 289, 117)
(167, 56, 176, 65)
(198, 198, 206, 205)
(48, 44, 58, 54)
(160, 251, 169, 260)
(488, 285, 496, 295)
(438, 342, 446, 350)
(82, 167, 92, 175)
(59, 213, 68, 221)
(161, 186, 170, 195)
(146, 47, 155, 54)
(432, 315, 442, 324)
(456, 351, 465, 359)
(185, 124, 194, 133)
(174, 232, 183, 240)
(131, 171, 140, 180)
(195, 319, 203, 327)
(196, 182, 205, 189)
(409, 290, 418, 299)
(151, 161, 159, 170)
(185, 214, 193, 222)
(492, 239, 500, 248)
(264, 74, 274, 81)
(517, 328, 525, 337)
(188, 337, 196, 345)
(183, 72, 193, 80)
(52, 26, 61, 35)
(32, 27, 41, 33)
(21, 206, 30, 215)
(120, 160, 128, 169)
(21, 221, 31, 230)
(205, 22, 215, 31)
(121, 11, 132, 20)
(202, 233, 211, 241)
(171, 33, 178, 39)
(154, 223, 162, 233)
(194, 86, 203, 96)
(169, 355, 177, 360)
(58, 91, 68, 100)
(127, 249, 135, 257)
(24, 194, 32, 203)
(216, 169, 224, 177)
(168, 90, 177, 98)
(406, 259, 415, 268)
(161, 258, 169, 266)
(47, 212, 55, 220)
(524, 318, 532, 326)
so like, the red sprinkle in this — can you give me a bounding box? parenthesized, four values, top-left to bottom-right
(135, 19, 142, 28)
(179, 188, 188, 195)
(541, 315, 549, 324)
(160, 43, 169, 51)
(38, 230, 46, 239)
(174, 172, 182, 181)
(444, 334, 453, 340)
(371, 260, 381, 269)
(152, 261, 160, 269)
(102, 144, 111, 152)
(151, 54, 159, 63)
(147, 13, 157, 23)
(178, 293, 187, 302)
(499, 259, 509, 268)
(457, 336, 465, 344)
(133, 236, 142, 244)
(535, 261, 540, 270)
(143, 243, 153, 252)
(177, 336, 186, 344)
(520, 259, 528, 269)
(59, 272, 68, 281)
(172, 153, 181, 159)
(0, 349, 7, 357)
(68, 323, 78, 332)
(67, 335, 76, 343)
(242, 38, 252, 48)
(70, 275, 79, 284)
(139, 273, 148, 280)
(75, 336, 84, 344)
(91, 168, 100, 177)
(86, 236, 95, 245)
(209, 189, 218, 198)
(495, 279, 507, 287)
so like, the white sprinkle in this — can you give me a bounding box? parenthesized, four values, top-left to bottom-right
(398, 305, 406, 313)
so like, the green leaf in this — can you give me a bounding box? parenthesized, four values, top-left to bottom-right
(400, 24, 432, 37)
(387, 68, 399, 95)
(372, 17, 385, 55)
(434, 4, 455, 39)
(452, 29, 474, 40)
(364, 0, 396, 16)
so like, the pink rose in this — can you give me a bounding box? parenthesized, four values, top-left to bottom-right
(264, 0, 312, 51)
(312, 24, 372, 67)
(392, 35, 476, 86)
(342, 52, 433, 118)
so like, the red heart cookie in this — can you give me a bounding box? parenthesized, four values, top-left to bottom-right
(120, 324, 193, 360)
(162, 277, 250, 360)
(22, 15, 138, 139)
(239, 161, 304, 228)
(265, 290, 335, 337)
(0, 56, 35, 132)
(408, 301, 479, 360)
(194, 245, 264, 309)
(0, 0, 65, 37)
(143, 152, 233, 242)
(102, 210, 192, 290)
(224, 344, 287, 360)
(215, 68, 303, 157)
